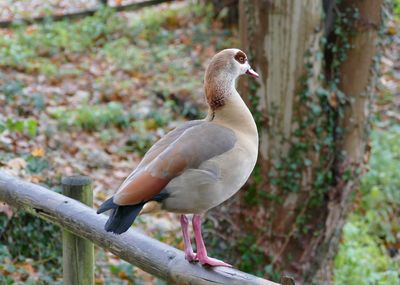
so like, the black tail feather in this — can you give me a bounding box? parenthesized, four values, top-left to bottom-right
(97, 192, 169, 235)
(97, 197, 118, 214)
(104, 203, 144, 234)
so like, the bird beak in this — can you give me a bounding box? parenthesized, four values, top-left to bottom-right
(245, 68, 259, 78)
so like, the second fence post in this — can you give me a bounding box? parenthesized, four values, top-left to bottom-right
(62, 176, 94, 285)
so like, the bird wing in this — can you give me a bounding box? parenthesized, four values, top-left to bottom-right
(113, 121, 237, 205)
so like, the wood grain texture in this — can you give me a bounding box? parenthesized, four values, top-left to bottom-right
(0, 171, 279, 285)
(62, 176, 94, 285)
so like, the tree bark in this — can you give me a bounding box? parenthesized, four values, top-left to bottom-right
(314, 0, 382, 283)
(207, 0, 382, 284)
(204, 0, 239, 27)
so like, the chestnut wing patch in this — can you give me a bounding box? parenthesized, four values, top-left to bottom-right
(121, 120, 203, 183)
(113, 122, 236, 206)
(113, 171, 170, 205)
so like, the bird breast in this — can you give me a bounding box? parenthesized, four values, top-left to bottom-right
(161, 136, 257, 214)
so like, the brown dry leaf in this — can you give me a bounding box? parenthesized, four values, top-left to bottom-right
(96, 191, 108, 201)
(118, 271, 128, 280)
(165, 14, 180, 29)
(179, 34, 192, 46)
(95, 277, 105, 285)
(0, 202, 13, 219)
(29, 175, 43, 184)
(387, 21, 397, 36)
(328, 92, 338, 108)
(7, 157, 27, 170)
(20, 261, 35, 274)
(31, 147, 45, 157)
(25, 26, 37, 35)
(177, 239, 184, 250)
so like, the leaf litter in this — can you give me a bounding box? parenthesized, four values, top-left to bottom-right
(0, 1, 238, 283)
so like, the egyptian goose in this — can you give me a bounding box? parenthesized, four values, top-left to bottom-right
(97, 48, 259, 267)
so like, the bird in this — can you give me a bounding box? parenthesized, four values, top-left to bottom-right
(97, 48, 259, 267)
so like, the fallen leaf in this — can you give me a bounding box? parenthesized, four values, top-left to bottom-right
(95, 277, 104, 285)
(20, 261, 35, 274)
(386, 21, 397, 35)
(118, 271, 128, 280)
(25, 26, 37, 35)
(29, 175, 43, 184)
(328, 92, 338, 108)
(31, 147, 45, 157)
(96, 191, 108, 201)
(7, 157, 27, 170)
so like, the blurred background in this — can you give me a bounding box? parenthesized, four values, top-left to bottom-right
(0, 0, 399, 284)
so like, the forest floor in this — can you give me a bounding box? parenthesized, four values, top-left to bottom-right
(0, 1, 238, 284)
(0, 1, 399, 285)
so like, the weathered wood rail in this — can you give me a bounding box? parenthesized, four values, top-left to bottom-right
(0, 171, 286, 285)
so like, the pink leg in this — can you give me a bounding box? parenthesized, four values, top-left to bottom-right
(192, 214, 232, 267)
(180, 215, 197, 262)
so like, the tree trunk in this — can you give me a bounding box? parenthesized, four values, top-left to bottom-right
(206, 0, 382, 284)
(204, 0, 239, 27)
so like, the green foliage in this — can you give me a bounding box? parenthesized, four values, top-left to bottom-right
(393, 0, 400, 19)
(0, 79, 24, 101)
(0, 245, 14, 285)
(108, 260, 144, 285)
(334, 127, 400, 285)
(0, 118, 38, 137)
(236, 235, 268, 276)
(0, 4, 216, 78)
(26, 154, 50, 173)
(335, 221, 398, 285)
(101, 37, 145, 71)
(0, 8, 118, 74)
(0, 211, 62, 283)
(125, 132, 156, 156)
(50, 102, 129, 131)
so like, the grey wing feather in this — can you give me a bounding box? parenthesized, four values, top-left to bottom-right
(145, 122, 237, 178)
(122, 120, 236, 185)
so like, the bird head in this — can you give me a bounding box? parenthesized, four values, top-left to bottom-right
(205, 48, 259, 81)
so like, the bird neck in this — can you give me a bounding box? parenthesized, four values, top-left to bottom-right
(205, 78, 258, 141)
(204, 69, 236, 110)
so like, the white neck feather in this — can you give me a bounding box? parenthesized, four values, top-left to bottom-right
(206, 77, 258, 144)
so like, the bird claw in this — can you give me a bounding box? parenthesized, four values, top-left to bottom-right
(185, 250, 198, 263)
(196, 255, 232, 267)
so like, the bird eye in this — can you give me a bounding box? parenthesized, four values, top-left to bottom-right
(235, 51, 247, 64)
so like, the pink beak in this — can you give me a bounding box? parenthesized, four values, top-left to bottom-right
(246, 68, 259, 78)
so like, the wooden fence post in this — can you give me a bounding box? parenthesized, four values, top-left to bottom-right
(62, 176, 94, 285)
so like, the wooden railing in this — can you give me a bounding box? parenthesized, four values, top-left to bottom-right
(0, 171, 295, 285)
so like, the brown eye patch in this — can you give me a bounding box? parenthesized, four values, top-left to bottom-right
(234, 51, 247, 64)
